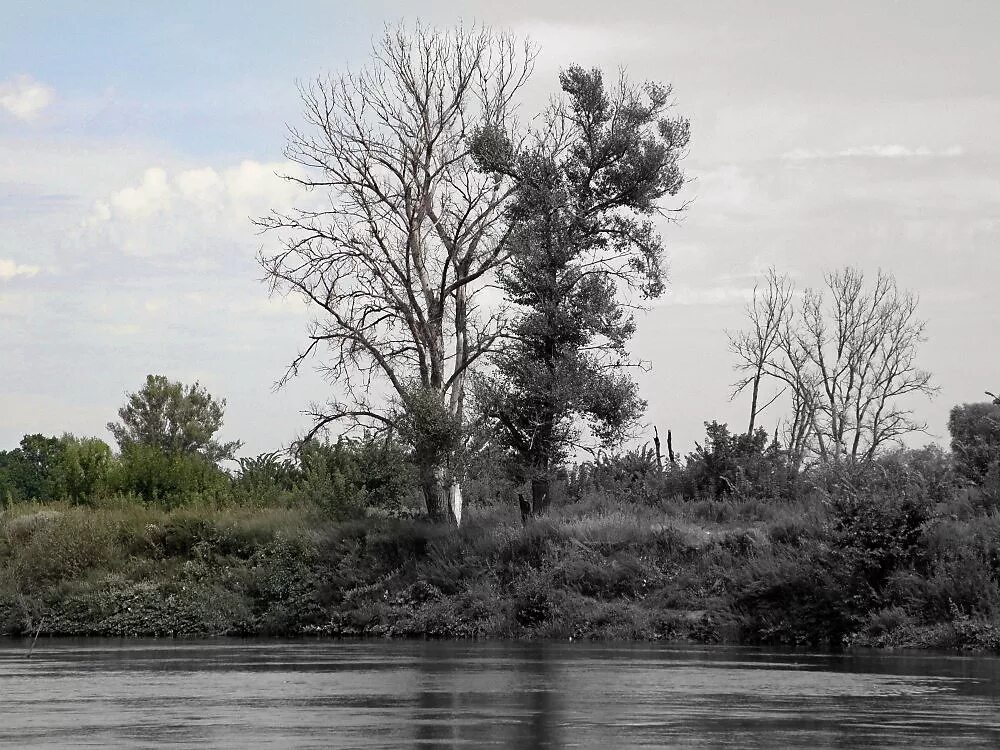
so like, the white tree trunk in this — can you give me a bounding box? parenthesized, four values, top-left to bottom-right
(448, 481, 463, 526)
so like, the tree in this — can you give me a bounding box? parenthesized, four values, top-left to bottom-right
(258, 23, 535, 522)
(472, 66, 689, 513)
(107, 375, 241, 463)
(949, 401, 1000, 483)
(55, 435, 114, 504)
(732, 267, 935, 463)
(729, 268, 793, 434)
(0, 434, 64, 502)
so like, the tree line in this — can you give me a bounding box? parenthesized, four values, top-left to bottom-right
(1, 22, 988, 525)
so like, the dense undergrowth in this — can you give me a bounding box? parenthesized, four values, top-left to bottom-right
(3, 447, 1000, 651)
(3, 401, 1000, 650)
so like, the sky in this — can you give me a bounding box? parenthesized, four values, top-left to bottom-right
(1, 0, 998, 458)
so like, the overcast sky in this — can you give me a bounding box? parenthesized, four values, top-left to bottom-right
(2, 0, 998, 457)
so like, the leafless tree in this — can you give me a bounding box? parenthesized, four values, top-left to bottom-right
(258, 23, 535, 522)
(732, 267, 936, 463)
(729, 268, 793, 434)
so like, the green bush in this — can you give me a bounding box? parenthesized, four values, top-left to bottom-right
(295, 436, 416, 517)
(111, 444, 231, 507)
(231, 451, 300, 505)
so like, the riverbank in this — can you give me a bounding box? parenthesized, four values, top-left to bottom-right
(2, 493, 998, 651)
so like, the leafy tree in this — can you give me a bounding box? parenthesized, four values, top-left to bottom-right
(0, 434, 64, 502)
(472, 65, 689, 512)
(55, 435, 114, 504)
(107, 375, 242, 463)
(949, 401, 1000, 483)
(258, 24, 534, 523)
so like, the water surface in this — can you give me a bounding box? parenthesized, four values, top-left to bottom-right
(2, 639, 999, 748)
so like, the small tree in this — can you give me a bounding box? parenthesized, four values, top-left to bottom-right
(56, 436, 114, 504)
(473, 65, 689, 512)
(107, 374, 242, 463)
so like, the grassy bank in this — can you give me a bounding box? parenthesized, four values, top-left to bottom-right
(3, 484, 999, 651)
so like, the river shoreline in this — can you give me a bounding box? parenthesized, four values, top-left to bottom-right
(3, 498, 999, 653)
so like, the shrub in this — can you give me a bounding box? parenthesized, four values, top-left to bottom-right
(111, 444, 231, 507)
(949, 401, 1000, 483)
(295, 436, 416, 517)
(685, 422, 795, 501)
(231, 451, 301, 506)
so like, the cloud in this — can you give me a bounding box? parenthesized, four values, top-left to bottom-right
(0, 258, 41, 280)
(783, 144, 964, 160)
(0, 75, 54, 121)
(84, 160, 307, 258)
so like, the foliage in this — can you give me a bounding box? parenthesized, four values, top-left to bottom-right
(231, 451, 301, 506)
(0, 434, 115, 506)
(0, 434, 65, 503)
(111, 443, 231, 507)
(108, 374, 242, 463)
(295, 436, 416, 518)
(474, 65, 689, 511)
(57, 436, 115, 504)
(686, 422, 794, 500)
(257, 24, 534, 520)
(948, 401, 1000, 484)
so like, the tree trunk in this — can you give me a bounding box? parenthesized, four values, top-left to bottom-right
(448, 481, 463, 526)
(419, 463, 450, 523)
(748, 370, 761, 434)
(531, 476, 550, 515)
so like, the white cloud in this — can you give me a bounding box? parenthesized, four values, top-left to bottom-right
(783, 144, 964, 160)
(84, 160, 306, 257)
(0, 258, 41, 280)
(0, 75, 54, 121)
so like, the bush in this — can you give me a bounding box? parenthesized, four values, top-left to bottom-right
(685, 421, 795, 501)
(111, 444, 231, 507)
(231, 451, 301, 506)
(295, 436, 416, 517)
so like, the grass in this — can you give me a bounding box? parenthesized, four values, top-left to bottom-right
(2, 488, 999, 650)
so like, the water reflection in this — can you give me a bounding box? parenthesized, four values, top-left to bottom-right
(1, 639, 999, 748)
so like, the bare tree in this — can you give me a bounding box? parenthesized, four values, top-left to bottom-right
(729, 268, 793, 434)
(732, 267, 936, 463)
(258, 23, 535, 522)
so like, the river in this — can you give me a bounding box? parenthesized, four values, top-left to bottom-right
(1, 639, 999, 748)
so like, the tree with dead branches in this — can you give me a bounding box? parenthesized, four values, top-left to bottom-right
(258, 23, 535, 523)
(732, 267, 936, 463)
(729, 268, 794, 435)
